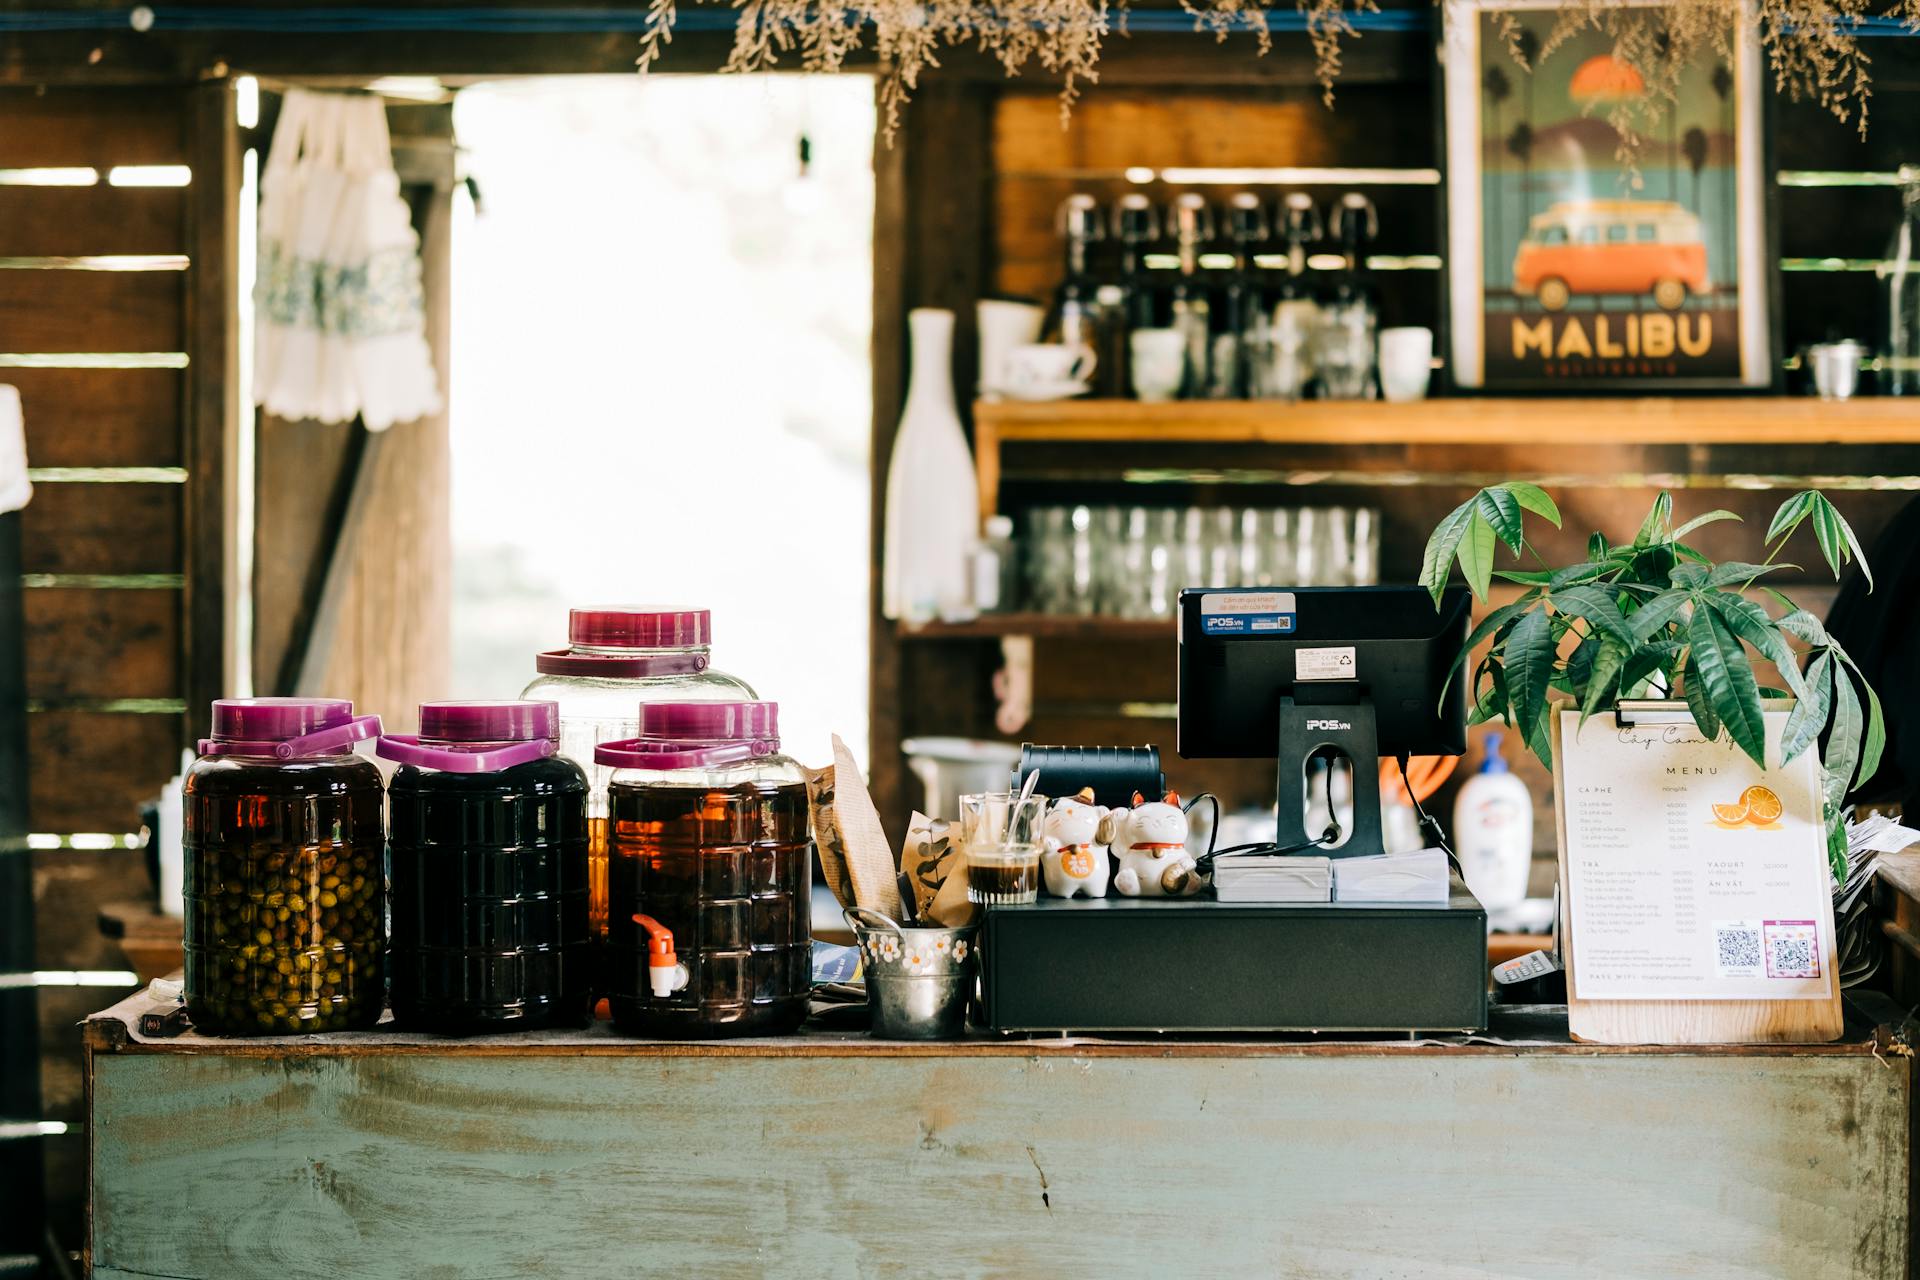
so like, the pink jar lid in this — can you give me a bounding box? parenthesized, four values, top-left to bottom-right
(595, 701, 781, 771)
(379, 700, 559, 774)
(637, 700, 779, 743)
(419, 700, 558, 743)
(201, 697, 381, 759)
(570, 607, 710, 649)
(534, 607, 715, 678)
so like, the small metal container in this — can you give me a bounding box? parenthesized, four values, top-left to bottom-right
(1808, 340, 1869, 400)
(845, 907, 979, 1040)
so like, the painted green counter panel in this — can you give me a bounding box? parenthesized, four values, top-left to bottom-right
(86, 1009, 1911, 1280)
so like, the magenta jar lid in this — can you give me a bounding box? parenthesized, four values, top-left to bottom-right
(596, 701, 781, 771)
(637, 700, 778, 743)
(211, 697, 353, 741)
(418, 700, 558, 744)
(201, 697, 381, 758)
(570, 607, 710, 649)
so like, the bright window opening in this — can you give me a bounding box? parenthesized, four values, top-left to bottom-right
(449, 75, 875, 765)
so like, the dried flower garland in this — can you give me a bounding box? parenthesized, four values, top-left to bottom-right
(636, 0, 1918, 141)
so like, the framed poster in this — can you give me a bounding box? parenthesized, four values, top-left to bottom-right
(1443, 1, 1772, 390)
(1551, 703, 1842, 1044)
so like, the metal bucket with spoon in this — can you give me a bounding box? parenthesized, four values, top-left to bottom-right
(844, 906, 978, 1039)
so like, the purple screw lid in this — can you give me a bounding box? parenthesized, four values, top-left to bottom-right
(210, 697, 355, 742)
(596, 701, 781, 771)
(570, 607, 711, 649)
(201, 697, 381, 759)
(636, 701, 779, 744)
(418, 700, 558, 744)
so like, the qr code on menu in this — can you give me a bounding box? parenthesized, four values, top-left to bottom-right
(1714, 921, 1763, 977)
(1764, 920, 1821, 979)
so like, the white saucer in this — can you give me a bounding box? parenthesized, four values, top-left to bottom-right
(996, 380, 1094, 402)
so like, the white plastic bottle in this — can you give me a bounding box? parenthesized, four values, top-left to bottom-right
(1452, 730, 1533, 912)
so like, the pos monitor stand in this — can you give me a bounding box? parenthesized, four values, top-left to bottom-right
(1176, 585, 1473, 856)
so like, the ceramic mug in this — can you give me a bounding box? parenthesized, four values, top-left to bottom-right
(1129, 328, 1186, 403)
(976, 298, 1046, 396)
(1003, 343, 1096, 395)
(1378, 326, 1434, 404)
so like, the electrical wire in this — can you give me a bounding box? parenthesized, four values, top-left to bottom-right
(1195, 751, 1342, 874)
(1396, 751, 1465, 880)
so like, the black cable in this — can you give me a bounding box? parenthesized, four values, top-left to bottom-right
(1195, 753, 1341, 873)
(1396, 751, 1465, 879)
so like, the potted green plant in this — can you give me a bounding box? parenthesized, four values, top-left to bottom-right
(1420, 483, 1885, 879)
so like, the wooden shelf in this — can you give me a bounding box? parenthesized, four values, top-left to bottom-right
(897, 613, 1173, 641)
(971, 397, 1920, 517)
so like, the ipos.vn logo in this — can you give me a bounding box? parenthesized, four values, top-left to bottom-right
(1306, 719, 1353, 732)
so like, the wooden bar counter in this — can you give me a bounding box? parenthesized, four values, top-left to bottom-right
(86, 986, 1914, 1278)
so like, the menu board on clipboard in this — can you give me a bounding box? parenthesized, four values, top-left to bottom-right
(1552, 702, 1842, 1044)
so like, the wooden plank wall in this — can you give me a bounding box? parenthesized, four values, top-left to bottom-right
(0, 82, 222, 1255)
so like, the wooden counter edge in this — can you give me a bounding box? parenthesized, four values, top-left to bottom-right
(81, 985, 1905, 1060)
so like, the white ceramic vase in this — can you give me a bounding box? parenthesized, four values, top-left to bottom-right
(883, 308, 980, 624)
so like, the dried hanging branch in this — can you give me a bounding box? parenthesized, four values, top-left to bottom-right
(634, 0, 1920, 140)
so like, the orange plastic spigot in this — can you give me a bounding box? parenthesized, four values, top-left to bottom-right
(632, 913, 684, 998)
(632, 913, 677, 967)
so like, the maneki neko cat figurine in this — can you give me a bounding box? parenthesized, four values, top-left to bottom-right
(1041, 787, 1111, 898)
(1100, 792, 1205, 897)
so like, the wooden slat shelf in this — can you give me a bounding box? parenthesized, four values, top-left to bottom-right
(971, 396, 1920, 517)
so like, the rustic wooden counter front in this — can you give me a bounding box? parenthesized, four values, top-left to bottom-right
(85, 989, 1914, 1279)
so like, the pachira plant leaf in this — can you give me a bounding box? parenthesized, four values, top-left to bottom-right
(1702, 593, 1808, 701)
(1765, 490, 1817, 544)
(1670, 509, 1740, 541)
(1825, 661, 1863, 809)
(1456, 512, 1499, 600)
(1686, 604, 1767, 767)
(1419, 500, 1477, 606)
(1503, 607, 1556, 742)
(1580, 637, 1628, 724)
(1634, 491, 1674, 547)
(1780, 651, 1832, 765)
(1474, 488, 1525, 552)
(1810, 493, 1874, 590)
(1627, 589, 1691, 643)
(1550, 585, 1634, 647)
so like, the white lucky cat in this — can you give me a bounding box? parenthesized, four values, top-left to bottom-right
(1041, 787, 1111, 899)
(1100, 791, 1204, 898)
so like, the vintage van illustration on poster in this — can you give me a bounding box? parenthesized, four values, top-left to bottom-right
(1443, 0, 1772, 389)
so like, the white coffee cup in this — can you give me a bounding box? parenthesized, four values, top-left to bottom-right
(1129, 328, 1186, 403)
(977, 299, 1046, 396)
(1004, 343, 1096, 394)
(1378, 326, 1434, 403)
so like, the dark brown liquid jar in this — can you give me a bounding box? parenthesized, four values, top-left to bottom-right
(597, 701, 812, 1038)
(183, 698, 385, 1035)
(380, 700, 591, 1034)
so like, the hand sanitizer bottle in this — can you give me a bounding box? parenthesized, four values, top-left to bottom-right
(1453, 730, 1533, 912)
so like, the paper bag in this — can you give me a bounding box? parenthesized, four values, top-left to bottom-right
(807, 735, 902, 918)
(903, 810, 979, 927)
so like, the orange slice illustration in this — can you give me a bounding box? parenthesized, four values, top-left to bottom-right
(1710, 801, 1750, 826)
(1740, 785, 1783, 824)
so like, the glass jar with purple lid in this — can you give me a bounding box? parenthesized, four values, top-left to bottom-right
(183, 697, 385, 1035)
(381, 701, 591, 1035)
(598, 701, 812, 1038)
(520, 608, 756, 947)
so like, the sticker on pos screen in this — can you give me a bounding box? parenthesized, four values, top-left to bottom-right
(1295, 646, 1357, 681)
(1199, 591, 1297, 635)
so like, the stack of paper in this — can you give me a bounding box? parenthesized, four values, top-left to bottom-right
(1836, 813, 1920, 988)
(1332, 848, 1451, 903)
(1211, 855, 1332, 903)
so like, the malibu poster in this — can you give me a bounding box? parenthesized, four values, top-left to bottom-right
(1443, 1, 1771, 390)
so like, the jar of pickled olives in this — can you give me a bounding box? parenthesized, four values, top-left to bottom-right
(183, 698, 386, 1035)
